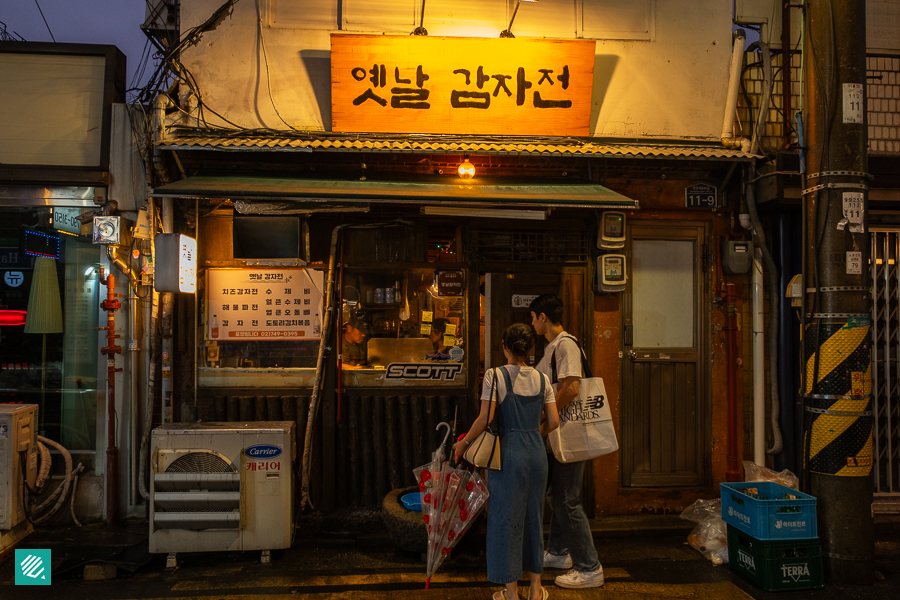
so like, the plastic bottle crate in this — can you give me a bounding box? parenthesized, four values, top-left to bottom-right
(727, 526, 824, 592)
(720, 481, 817, 540)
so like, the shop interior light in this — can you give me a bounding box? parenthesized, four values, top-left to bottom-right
(457, 155, 475, 179)
(500, 0, 538, 38)
(422, 206, 547, 220)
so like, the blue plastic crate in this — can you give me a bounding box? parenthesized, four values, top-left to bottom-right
(720, 481, 817, 540)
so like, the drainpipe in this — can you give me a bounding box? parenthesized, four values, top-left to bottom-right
(301, 224, 347, 510)
(752, 248, 765, 466)
(725, 283, 741, 482)
(722, 29, 751, 153)
(97, 268, 122, 524)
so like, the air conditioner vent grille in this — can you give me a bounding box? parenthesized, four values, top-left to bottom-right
(165, 451, 236, 474)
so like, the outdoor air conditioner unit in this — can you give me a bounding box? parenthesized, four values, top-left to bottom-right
(0, 404, 38, 553)
(149, 422, 295, 559)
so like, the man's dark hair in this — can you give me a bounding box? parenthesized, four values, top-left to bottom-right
(432, 317, 450, 334)
(529, 294, 563, 325)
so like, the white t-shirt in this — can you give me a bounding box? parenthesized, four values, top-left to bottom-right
(535, 332, 584, 395)
(480, 365, 556, 405)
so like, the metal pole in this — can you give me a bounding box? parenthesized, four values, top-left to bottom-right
(802, 0, 873, 584)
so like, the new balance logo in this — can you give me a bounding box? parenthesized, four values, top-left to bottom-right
(15, 549, 51, 585)
(583, 395, 606, 411)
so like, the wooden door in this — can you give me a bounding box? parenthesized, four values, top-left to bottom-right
(621, 222, 709, 487)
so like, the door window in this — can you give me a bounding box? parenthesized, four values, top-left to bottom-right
(632, 240, 695, 348)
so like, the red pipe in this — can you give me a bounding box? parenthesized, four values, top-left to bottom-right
(725, 283, 741, 482)
(98, 268, 122, 524)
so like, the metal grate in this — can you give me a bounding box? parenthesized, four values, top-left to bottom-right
(164, 451, 236, 474)
(468, 229, 588, 262)
(871, 231, 900, 500)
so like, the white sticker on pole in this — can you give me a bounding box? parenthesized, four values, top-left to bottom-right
(842, 192, 864, 224)
(842, 83, 864, 124)
(846, 251, 862, 275)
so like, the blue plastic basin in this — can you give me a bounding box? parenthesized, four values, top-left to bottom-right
(400, 492, 422, 512)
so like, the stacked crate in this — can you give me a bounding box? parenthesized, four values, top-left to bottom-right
(720, 481, 824, 592)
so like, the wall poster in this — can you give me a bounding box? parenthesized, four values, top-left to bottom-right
(207, 268, 324, 340)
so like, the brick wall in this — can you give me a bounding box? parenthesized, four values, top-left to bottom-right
(737, 51, 900, 155)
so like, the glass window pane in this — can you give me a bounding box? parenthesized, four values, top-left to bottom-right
(632, 240, 694, 348)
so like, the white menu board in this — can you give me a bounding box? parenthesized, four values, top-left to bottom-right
(207, 268, 324, 340)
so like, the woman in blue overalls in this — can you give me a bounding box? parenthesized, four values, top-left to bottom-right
(454, 323, 559, 600)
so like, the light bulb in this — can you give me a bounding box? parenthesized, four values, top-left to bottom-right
(457, 159, 475, 179)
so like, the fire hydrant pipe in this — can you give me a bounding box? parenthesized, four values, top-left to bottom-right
(725, 283, 741, 482)
(99, 269, 122, 524)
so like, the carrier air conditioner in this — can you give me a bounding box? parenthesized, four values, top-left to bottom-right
(149, 422, 295, 559)
(1, 404, 38, 553)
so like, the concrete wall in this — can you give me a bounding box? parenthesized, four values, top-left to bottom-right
(178, 0, 733, 139)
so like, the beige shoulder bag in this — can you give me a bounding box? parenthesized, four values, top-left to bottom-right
(462, 368, 502, 470)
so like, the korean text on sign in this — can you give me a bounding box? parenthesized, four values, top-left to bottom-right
(332, 35, 595, 136)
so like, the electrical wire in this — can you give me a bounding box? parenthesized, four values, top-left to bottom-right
(33, 0, 55, 42)
(256, 0, 302, 132)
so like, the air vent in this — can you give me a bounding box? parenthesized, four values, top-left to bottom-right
(469, 229, 587, 262)
(165, 451, 236, 474)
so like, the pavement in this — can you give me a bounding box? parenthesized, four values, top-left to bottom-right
(1, 513, 898, 599)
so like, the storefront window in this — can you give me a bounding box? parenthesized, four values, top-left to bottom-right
(339, 267, 467, 385)
(0, 207, 99, 450)
(200, 267, 324, 369)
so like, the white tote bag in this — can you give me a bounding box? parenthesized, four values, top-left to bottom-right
(548, 336, 619, 463)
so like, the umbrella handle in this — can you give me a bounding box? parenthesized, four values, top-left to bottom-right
(436, 422, 451, 447)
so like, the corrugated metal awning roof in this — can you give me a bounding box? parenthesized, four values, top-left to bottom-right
(157, 130, 754, 160)
(150, 175, 638, 209)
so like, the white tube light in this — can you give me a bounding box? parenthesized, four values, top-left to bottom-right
(421, 206, 547, 220)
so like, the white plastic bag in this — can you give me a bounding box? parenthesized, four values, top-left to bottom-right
(681, 499, 728, 565)
(743, 460, 799, 490)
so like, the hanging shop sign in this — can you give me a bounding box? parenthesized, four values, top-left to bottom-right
(331, 35, 595, 136)
(207, 268, 325, 340)
(52, 207, 83, 235)
(435, 270, 465, 297)
(685, 183, 718, 208)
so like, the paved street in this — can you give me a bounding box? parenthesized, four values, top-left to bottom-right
(2, 521, 898, 600)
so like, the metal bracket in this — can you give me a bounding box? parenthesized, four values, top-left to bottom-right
(806, 170, 874, 180)
(802, 182, 868, 195)
(808, 313, 870, 319)
(813, 286, 869, 292)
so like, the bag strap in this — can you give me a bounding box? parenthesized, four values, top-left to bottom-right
(550, 334, 593, 383)
(485, 367, 500, 433)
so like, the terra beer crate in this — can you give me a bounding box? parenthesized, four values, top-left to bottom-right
(727, 526, 824, 592)
(720, 481, 817, 540)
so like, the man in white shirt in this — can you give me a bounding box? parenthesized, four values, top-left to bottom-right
(530, 294, 604, 589)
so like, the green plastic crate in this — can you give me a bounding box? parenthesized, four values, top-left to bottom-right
(727, 526, 824, 592)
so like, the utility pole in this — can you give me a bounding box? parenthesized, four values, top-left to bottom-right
(802, 0, 873, 585)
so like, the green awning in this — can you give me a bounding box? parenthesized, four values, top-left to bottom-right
(150, 175, 637, 210)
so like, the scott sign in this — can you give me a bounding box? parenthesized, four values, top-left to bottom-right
(385, 363, 462, 381)
(246, 444, 283, 459)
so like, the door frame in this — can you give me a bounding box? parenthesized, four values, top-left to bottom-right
(619, 219, 712, 488)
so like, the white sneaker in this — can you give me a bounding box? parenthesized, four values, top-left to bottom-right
(555, 566, 604, 589)
(543, 551, 573, 569)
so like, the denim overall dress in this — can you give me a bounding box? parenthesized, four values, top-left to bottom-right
(486, 366, 549, 584)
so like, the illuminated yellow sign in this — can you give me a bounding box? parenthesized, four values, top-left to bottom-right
(331, 35, 595, 136)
